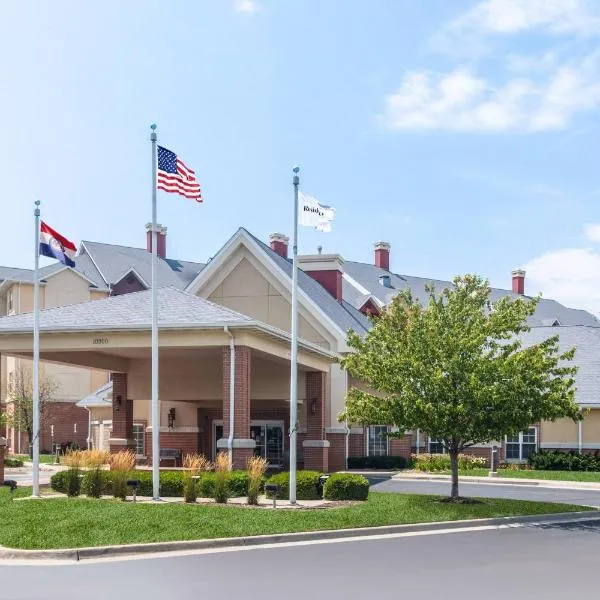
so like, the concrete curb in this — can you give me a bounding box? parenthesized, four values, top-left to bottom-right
(391, 473, 600, 490)
(1, 510, 598, 562)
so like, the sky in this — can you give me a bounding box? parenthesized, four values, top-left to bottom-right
(2, 0, 600, 312)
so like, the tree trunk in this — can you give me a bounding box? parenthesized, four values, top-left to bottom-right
(449, 450, 460, 500)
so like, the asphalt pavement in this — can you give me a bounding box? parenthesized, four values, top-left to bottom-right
(372, 477, 600, 506)
(2, 518, 600, 599)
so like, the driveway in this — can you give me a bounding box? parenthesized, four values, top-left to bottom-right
(372, 477, 600, 506)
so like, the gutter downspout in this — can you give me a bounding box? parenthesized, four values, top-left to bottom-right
(85, 407, 92, 450)
(578, 420, 583, 453)
(224, 326, 235, 469)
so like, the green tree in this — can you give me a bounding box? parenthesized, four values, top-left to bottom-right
(340, 275, 581, 501)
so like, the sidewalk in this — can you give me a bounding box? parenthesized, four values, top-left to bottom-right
(391, 471, 600, 491)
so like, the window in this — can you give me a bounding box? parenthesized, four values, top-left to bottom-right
(132, 424, 145, 457)
(506, 428, 537, 461)
(428, 439, 446, 454)
(368, 426, 388, 456)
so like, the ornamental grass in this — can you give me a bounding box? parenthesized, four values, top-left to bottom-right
(109, 450, 136, 500)
(62, 450, 84, 497)
(81, 450, 110, 499)
(246, 455, 267, 505)
(182, 453, 211, 503)
(213, 451, 230, 504)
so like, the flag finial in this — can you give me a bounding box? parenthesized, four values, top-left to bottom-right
(150, 123, 157, 130)
(292, 165, 300, 174)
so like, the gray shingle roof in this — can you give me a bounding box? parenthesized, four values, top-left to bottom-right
(242, 229, 370, 336)
(80, 241, 204, 290)
(343, 261, 599, 328)
(76, 381, 113, 408)
(521, 326, 600, 406)
(0, 287, 252, 332)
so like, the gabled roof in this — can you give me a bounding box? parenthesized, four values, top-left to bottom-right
(342, 261, 599, 328)
(79, 241, 204, 290)
(0, 262, 105, 289)
(0, 287, 252, 332)
(76, 381, 113, 408)
(521, 326, 600, 406)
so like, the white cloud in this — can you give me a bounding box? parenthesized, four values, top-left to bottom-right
(448, 0, 600, 38)
(234, 0, 261, 14)
(525, 247, 600, 314)
(584, 223, 600, 242)
(383, 53, 600, 132)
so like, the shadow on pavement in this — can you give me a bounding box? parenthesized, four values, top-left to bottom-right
(530, 519, 600, 534)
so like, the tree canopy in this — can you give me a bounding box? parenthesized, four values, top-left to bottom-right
(340, 274, 582, 499)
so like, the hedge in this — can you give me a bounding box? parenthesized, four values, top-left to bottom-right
(52, 470, 252, 498)
(323, 473, 369, 501)
(3, 458, 24, 468)
(265, 471, 322, 500)
(529, 450, 600, 472)
(412, 453, 487, 472)
(347, 456, 408, 470)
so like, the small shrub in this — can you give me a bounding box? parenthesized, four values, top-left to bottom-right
(265, 471, 322, 500)
(529, 450, 600, 472)
(198, 471, 250, 497)
(3, 458, 24, 468)
(347, 456, 408, 470)
(247, 455, 268, 505)
(110, 450, 136, 500)
(213, 452, 230, 503)
(411, 453, 487, 472)
(323, 473, 369, 501)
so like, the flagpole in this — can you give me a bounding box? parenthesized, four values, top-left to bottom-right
(289, 166, 300, 505)
(150, 123, 160, 501)
(32, 200, 41, 498)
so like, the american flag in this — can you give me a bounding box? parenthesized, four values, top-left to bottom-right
(157, 145, 202, 201)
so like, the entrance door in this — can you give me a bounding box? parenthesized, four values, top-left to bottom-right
(213, 420, 284, 465)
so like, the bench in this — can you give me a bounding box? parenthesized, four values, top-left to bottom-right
(159, 448, 182, 467)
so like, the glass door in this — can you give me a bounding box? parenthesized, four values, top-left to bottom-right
(265, 424, 283, 465)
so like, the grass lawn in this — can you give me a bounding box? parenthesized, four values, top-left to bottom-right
(0, 487, 590, 550)
(415, 469, 600, 483)
(11, 454, 56, 465)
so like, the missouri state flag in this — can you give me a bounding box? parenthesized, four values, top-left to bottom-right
(39, 222, 77, 267)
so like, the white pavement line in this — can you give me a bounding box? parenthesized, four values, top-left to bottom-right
(0, 522, 536, 567)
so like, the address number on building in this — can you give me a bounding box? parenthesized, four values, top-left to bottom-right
(92, 337, 109, 345)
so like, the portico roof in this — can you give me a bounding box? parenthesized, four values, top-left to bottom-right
(0, 287, 252, 332)
(0, 286, 336, 372)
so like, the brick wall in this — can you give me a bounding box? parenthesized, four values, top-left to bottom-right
(303, 371, 329, 472)
(349, 430, 365, 457)
(145, 431, 198, 466)
(0, 444, 5, 483)
(110, 373, 132, 442)
(327, 432, 346, 472)
(222, 346, 251, 439)
(39, 402, 89, 451)
(390, 433, 412, 459)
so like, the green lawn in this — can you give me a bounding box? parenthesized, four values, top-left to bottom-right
(11, 454, 56, 465)
(415, 469, 600, 482)
(0, 488, 589, 550)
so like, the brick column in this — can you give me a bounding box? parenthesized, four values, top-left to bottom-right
(109, 373, 134, 453)
(218, 345, 255, 469)
(302, 371, 329, 472)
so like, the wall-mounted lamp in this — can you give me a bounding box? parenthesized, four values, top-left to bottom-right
(310, 399, 317, 416)
(115, 395, 122, 412)
(168, 408, 176, 429)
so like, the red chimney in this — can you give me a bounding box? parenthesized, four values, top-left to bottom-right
(146, 223, 167, 259)
(375, 241, 391, 271)
(298, 254, 344, 302)
(512, 269, 526, 295)
(269, 233, 289, 259)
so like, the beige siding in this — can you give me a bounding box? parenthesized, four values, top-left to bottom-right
(583, 410, 600, 444)
(44, 270, 91, 308)
(206, 252, 333, 349)
(541, 418, 578, 444)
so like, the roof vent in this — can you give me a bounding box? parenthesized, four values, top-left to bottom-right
(379, 274, 392, 288)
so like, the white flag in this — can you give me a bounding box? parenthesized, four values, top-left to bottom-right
(299, 192, 335, 232)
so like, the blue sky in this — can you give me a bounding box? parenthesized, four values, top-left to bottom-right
(2, 0, 600, 311)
